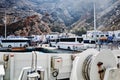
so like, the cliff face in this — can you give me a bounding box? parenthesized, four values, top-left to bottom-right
(0, 14, 50, 36)
(70, 0, 120, 36)
(0, 11, 66, 36)
(0, 0, 114, 26)
(97, 1, 120, 31)
(0, 0, 119, 36)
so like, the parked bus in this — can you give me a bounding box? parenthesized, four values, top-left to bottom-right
(0, 38, 30, 48)
(49, 39, 59, 47)
(82, 39, 96, 49)
(56, 37, 84, 51)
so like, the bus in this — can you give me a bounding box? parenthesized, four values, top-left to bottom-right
(82, 39, 96, 49)
(49, 39, 59, 47)
(0, 38, 30, 48)
(56, 37, 84, 51)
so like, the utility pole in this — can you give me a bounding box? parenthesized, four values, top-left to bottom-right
(94, 2, 97, 40)
(4, 10, 7, 39)
(93, 2, 98, 49)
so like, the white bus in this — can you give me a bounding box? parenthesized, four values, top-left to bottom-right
(56, 37, 84, 51)
(82, 39, 96, 49)
(0, 38, 30, 48)
(49, 39, 59, 47)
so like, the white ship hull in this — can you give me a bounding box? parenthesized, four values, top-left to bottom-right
(0, 48, 120, 80)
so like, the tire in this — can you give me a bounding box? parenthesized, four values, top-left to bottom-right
(58, 46, 60, 49)
(8, 45, 12, 48)
(24, 44, 28, 48)
(20, 44, 22, 47)
(68, 47, 71, 50)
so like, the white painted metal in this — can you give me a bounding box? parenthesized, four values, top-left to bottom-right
(0, 52, 10, 80)
(112, 50, 120, 58)
(13, 52, 48, 80)
(104, 68, 120, 80)
(18, 67, 46, 80)
(48, 53, 73, 80)
(94, 2, 97, 40)
(0, 51, 74, 80)
(10, 54, 14, 80)
(0, 49, 120, 80)
(90, 50, 117, 80)
(70, 49, 120, 80)
(70, 49, 99, 80)
(18, 67, 31, 80)
(0, 65, 5, 80)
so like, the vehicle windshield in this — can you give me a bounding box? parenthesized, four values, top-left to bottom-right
(91, 40, 96, 44)
(77, 38, 83, 43)
(83, 40, 89, 43)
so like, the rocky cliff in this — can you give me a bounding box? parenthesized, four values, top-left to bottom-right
(0, 0, 119, 36)
(0, 10, 66, 36)
(70, 0, 120, 35)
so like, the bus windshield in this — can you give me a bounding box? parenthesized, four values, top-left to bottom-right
(77, 38, 83, 43)
(90, 40, 96, 44)
(83, 40, 89, 43)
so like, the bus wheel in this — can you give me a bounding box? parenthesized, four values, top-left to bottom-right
(68, 47, 71, 50)
(24, 45, 28, 48)
(58, 46, 60, 49)
(20, 44, 22, 47)
(8, 45, 12, 48)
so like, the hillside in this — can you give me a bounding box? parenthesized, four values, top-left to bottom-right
(0, 11, 66, 36)
(0, 0, 115, 26)
(71, 0, 120, 35)
(0, 0, 119, 36)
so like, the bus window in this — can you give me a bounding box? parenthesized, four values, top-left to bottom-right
(77, 38, 83, 43)
(56, 39, 59, 43)
(101, 35, 104, 37)
(90, 40, 96, 44)
(83, 40, 89, 43)
(106, 35, 109, 37)
(96, 35, 99, 37)
(60, 38, 75, 42)
(51, 36, 53, 38)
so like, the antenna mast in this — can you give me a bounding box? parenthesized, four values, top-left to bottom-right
(4, 10, 7, 39)
(94, 2, 97, 40)
(94, 3, 96, 32)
